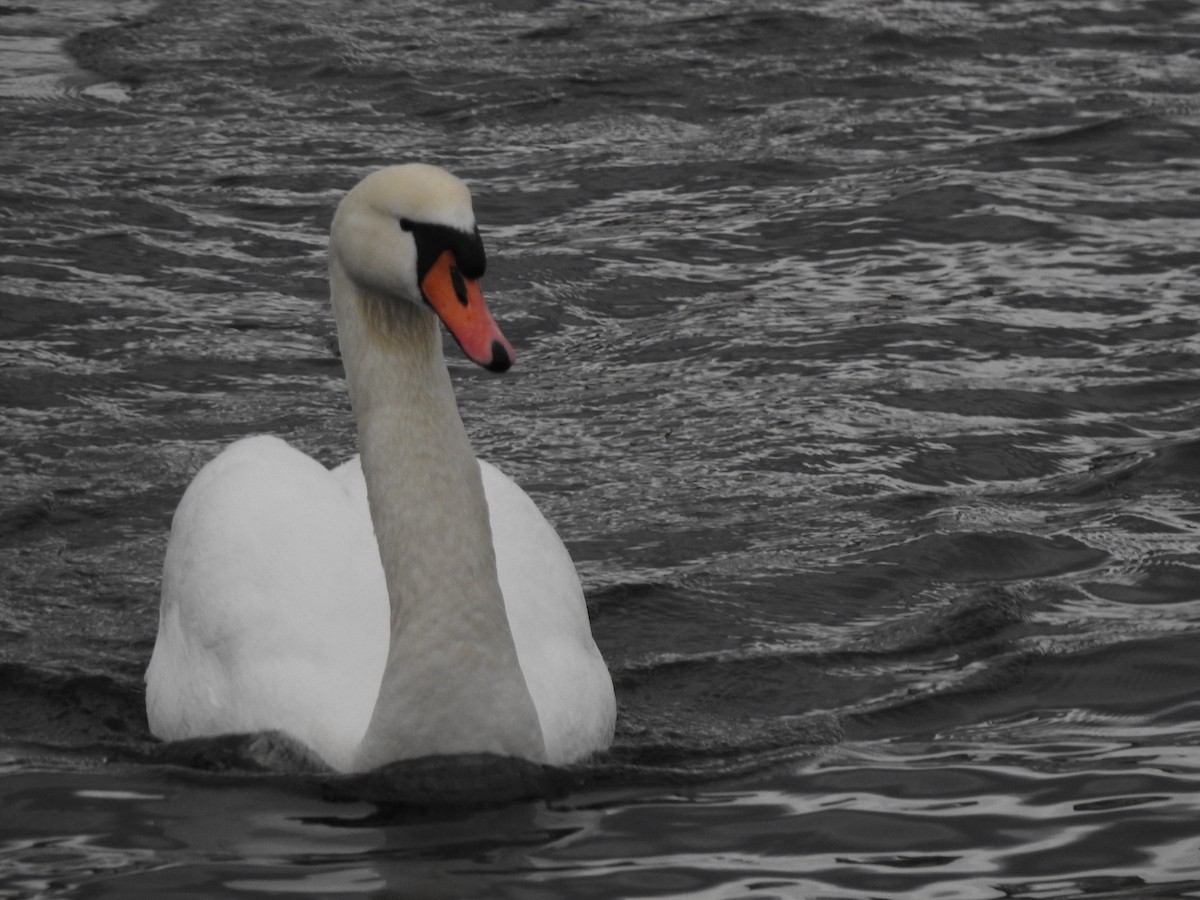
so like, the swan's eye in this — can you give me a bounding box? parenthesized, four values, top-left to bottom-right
(398, 218, 414, 232)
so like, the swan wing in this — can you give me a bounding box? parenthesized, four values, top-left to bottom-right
(146, 435, 387, 771)
(481, 460, 616, 764)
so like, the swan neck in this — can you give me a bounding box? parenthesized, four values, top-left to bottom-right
(330, 261, 546, 770)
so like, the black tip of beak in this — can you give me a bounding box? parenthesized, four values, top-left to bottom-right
(485, 340, 512, 373)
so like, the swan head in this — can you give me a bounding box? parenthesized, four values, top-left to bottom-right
(330, 164, 514, 372)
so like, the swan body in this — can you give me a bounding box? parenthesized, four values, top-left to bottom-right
(146, 164, 615, 773)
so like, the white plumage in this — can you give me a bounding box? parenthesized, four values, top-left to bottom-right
(146, 164, 615, 773)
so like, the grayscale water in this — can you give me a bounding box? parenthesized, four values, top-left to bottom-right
(3, 0, 1200, 896)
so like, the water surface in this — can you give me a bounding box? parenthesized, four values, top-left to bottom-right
(3, 0, 1200, 896)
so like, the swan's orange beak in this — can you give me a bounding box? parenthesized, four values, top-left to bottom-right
(420, 250, 514, 373)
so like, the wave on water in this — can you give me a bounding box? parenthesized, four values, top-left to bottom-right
(0, 576, 1078, 804)
(0, 1, 145, 104)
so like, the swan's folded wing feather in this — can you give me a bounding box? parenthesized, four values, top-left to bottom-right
(481, 460, 616, 764)
(147, 435, 387, 771)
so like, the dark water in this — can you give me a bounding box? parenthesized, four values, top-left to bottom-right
(4, 0, 1200, 895)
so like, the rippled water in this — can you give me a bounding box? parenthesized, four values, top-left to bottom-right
(4, 0, 1200, 896)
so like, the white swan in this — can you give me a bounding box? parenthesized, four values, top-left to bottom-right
(146, 164, 616, 773)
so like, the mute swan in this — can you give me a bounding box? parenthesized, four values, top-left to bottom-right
(146, 164, 616, 773)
